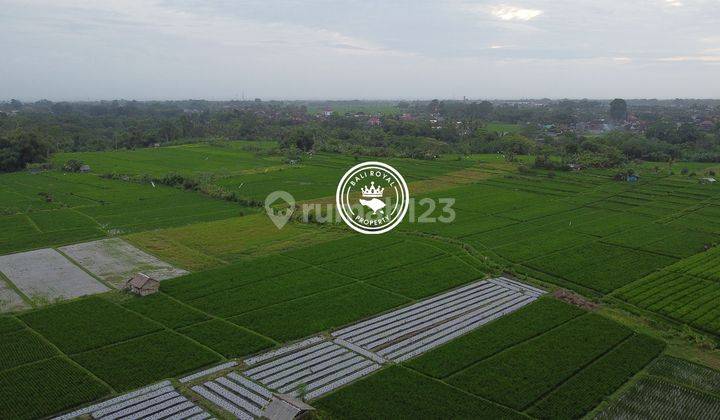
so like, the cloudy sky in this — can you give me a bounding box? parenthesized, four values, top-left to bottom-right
(1, 0, 719, 100)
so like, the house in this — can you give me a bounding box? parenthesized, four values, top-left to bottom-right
(568, 164, 584, 171)
(368, 116, 381, 126)
(261, 394, 314, 420)
(700, 177, 717, 184)
(79, 164, 91, 173)
(126, 273, 160, 296)
(627, 174, 639, 182)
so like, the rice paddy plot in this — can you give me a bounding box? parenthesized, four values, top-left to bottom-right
(59, 237, 188, 288)
(527, 334, 665, 419)
(0, 248, 109, 303)
(364, 255, 482, 299)
(0, 329, 58, 371)
(447, 314, 632, 410)
(333, 277, 543, 363)
(178, 319, 275, 358)
(186, 266, 354, 318)
(615, 269, 720, 334)
(525, 242, 676, 293)
(664, 245, 720, 282)
(595, 377, 720, 420)
(407, 297, 584, 378)
(120, 293, 209, 329)
(645, 356, 720, 395)
(54, 143, 279, 176)
(229, 283, 410, 342)
(315, 365, 524, 420)
(161, 254, 308, 302)
(127, 213, 344, 269)
(0, 357, 111, 420)
(72, 331, 222, 392)
(319, 240, 444, 279)
(20, 296, 161, 353)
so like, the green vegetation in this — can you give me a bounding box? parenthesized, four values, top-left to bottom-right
(121, 293, 210, 329)
(71, 331, 221, 391)
(230, 283, 410, 342)
(0, 330, 58, 371)
(179, 319, 274, 358)
(19, 297, 161, 353)
(597, 377, 720, 419)
(527, 334, 665, 419)
(3, 113, 720, 419)
(187, 267, 353, 318)
(447, 314, 632, 410)
(0, 316, 23, 334)
(615, 270, 720, 334)
(315, 365, 524, 420)
(407, 298, 584, 378)
(0, 357, 111, 420)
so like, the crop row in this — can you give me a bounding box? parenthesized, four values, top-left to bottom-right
(407, 297, 584, 378)
(0, 357, 111, 420)
(315, 365, 524, 419)
(616, 270, 720, 334)
(646, 356, 720, 396)
(446, 313, 632, 410)
(596, 377, 720, 420)
(527, 333, 665, 419)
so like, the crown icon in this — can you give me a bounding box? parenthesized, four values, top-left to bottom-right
(361, 181, 384, 198)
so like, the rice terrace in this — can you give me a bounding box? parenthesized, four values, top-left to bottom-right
(2, 3, 720, 415)
(1, 133, 719, 419)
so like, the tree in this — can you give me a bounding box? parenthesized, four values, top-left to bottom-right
(609, 98, 627, 122)
(677, 123, 700, 144)
(0, 131, 51, 172)
(288, 128, 316, 152)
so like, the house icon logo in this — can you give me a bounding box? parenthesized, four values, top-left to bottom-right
(336, 161, 409, 234)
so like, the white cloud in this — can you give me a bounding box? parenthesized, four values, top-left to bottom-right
(490, 5, 543, 21)
(658, 55, 720, 62)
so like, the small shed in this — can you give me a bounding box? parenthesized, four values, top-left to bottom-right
(79, 164, 91, 173)
(627, 174, 639, 182)
(700, 177, 717, 184)
(261, 394, 314, 420)
(126, 273, 160, 296)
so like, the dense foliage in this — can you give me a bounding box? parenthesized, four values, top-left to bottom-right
(2, 98, 719, 172)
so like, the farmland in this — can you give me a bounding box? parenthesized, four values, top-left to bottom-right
(1, 141, 720, 419)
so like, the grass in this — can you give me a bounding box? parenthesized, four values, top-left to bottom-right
(0, 357, 111, 420)
(178, 319, 274, 358)
(315, 365, 525, 419)
(447, 314, 632, 410)
(19, 297, 161, 354)
(72, 331, 221, 392)
(407, 298, 584, 378)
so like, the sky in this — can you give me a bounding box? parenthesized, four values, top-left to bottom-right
(1, 0, 719, 100)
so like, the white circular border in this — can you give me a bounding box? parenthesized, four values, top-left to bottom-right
(335, 161, 410, 235)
